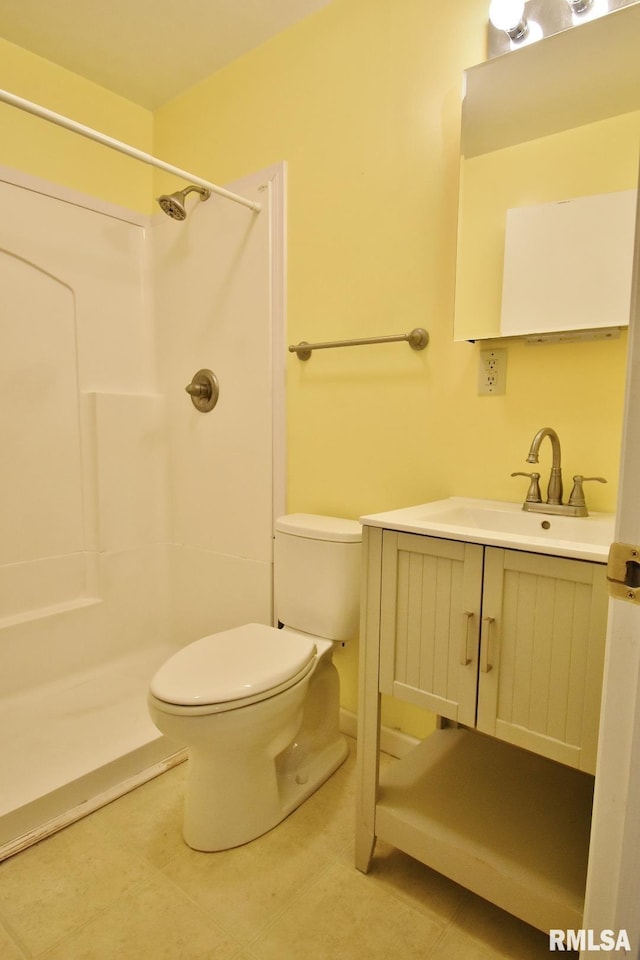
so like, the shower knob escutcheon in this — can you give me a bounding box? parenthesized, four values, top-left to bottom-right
(185, 369, 219, 412)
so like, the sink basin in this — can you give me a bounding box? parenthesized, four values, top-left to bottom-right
(360, 497, 615, 562)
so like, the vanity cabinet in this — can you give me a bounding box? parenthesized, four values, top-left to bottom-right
(380, 530, 607, 774)
(356, 524, 609, 933)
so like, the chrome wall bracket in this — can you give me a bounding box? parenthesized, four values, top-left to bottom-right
(185, 369, 219, 412)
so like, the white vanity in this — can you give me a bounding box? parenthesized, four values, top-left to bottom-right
(355, 497, 615, 933)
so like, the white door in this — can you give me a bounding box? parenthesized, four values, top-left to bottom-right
(581, 189, 640, 955)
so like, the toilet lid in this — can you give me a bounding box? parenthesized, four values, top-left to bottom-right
(150, 623, 317, 707)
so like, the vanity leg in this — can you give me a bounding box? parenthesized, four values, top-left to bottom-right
(355, 526, 384, 874)
(355, 826, 376, 873)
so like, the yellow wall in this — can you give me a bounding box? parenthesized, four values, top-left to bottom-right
(0, 38, 153, 211)
(152, 0, 625, 517)
(153, 0, 628, 731)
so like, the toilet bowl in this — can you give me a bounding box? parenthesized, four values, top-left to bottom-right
(148, 514, 361, 852)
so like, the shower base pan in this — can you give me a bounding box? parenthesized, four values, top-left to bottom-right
(0, 644, 185, 860)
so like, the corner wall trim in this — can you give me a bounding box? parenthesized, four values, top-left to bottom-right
(339, 707, 420, 759)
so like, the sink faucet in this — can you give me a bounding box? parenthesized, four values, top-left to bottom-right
(511, 426, 607, 516)
(526, 427, 563, 505)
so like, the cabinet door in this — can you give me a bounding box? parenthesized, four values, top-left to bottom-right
(477, 548, 608, 773)
(379, 531, 483, 726)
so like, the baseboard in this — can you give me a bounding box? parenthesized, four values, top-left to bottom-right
(339, 707, 420, 759)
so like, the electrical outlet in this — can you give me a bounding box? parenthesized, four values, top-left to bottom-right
(478, 348, 507, 395)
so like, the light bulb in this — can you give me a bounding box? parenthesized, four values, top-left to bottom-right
(568, 0, 608, 23)
(489, 0, 528, 40)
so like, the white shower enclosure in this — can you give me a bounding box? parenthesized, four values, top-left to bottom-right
(0, 162, 285, 854)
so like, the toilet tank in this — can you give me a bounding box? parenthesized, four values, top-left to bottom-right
(274, 514, 362, 642)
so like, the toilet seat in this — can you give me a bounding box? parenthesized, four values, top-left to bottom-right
(150, 623, 317, 714)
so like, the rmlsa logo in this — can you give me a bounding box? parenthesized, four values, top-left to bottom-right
(549, 929, 631, 952)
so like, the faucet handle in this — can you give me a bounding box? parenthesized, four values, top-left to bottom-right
(511, 471, 542, 503)
(568, 475, 607, 508)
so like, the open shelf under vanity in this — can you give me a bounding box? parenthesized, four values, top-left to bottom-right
(373, 726, 593, 932)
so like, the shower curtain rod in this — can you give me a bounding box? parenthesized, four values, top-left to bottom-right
(0, 88, 262, 213)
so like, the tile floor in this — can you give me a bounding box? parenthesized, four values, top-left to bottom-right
(0, 739, 574, 959)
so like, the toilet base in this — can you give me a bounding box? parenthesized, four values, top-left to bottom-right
(276, 733, 349, 822)
(183, 733, 348, 852)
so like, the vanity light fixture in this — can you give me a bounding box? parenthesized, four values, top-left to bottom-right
(489, 0, 529, 40)
(486, 2, 633, 63)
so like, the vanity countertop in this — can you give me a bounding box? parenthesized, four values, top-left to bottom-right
(360, 496, 615, 563)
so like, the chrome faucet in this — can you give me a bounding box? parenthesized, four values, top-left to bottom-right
(511, 426, 607, 516)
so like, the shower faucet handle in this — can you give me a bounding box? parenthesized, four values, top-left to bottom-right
(185, 369, 219, 413)
(186, 382, 208, 398)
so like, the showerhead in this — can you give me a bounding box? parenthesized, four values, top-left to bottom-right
(157, 185, 211, 220)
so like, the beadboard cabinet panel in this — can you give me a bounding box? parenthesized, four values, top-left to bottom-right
(379, 532, 482, 727)
(478, 548, 608, 773)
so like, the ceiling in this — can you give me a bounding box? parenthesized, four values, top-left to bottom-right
(1, 0, 334, 109)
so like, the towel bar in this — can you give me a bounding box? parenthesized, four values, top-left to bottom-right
(288, 327, 429, 360)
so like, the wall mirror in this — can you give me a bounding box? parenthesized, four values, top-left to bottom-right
(454, 2, 640, 342)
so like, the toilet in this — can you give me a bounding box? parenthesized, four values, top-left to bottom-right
(148, 513, 362, 852)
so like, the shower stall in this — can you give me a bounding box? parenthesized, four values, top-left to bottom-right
(0, 157, 285, 857)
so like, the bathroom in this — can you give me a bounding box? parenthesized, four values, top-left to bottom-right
(1, 0, 639, 951)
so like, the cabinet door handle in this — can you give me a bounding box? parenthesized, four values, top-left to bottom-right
(480, 616, 495, 673)
(460, 611, 474, 666)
